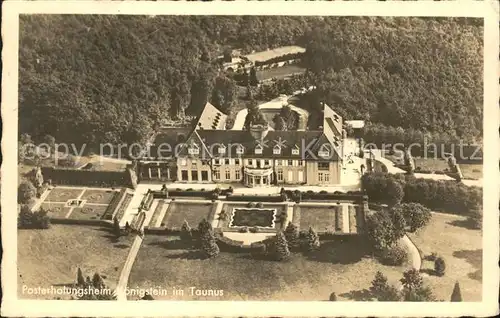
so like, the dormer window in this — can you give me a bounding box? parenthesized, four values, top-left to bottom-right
(218, 145, 226, 154)
(273, 145, 281, 155)
(292, 144, 300, 155)
(236, 144, 244, 155)
(255, 144, 263, 155)
(188, 143, 199, 155)
(318, 144, 331, 158)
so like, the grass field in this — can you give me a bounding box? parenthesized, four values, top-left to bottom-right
(80, 189, 118, 204)
(162, 202, 215, 228)
(409, 212, 482, 301)
(45, 187, 85, 202)
(257, 65, 306, 81)
(18, 224, 134, 299)
(294, 205, 342, 232)
(127, 234, 406, 301)
(69, 205, 109, 220)
(460, 164, 482, 180)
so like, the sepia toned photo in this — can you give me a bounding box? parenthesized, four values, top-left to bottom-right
(2, 1, 499, 317)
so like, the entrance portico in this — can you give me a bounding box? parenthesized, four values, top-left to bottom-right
(244, 167, 273, 187)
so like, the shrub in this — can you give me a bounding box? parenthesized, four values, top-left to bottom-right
(186, 188, 193, 191)
(319, 190, 328, 194)
(305, 227, 320, 252)
(425, 252, 438, 261)
(180, 220, 193, 241)
(256, 202, 264, 208)
(238, 226, 249, 233)
(329, 292, 337, 301)
(434, 257, 446, 276)
(272, 232, 290, 261)
(365, 210, 399, 251)
(200, 229, 219, 258)
(397, 203, 432, 232)
(247, 202, 256, 208)
(18, 206, 50, 229)
(379, 245, 408, 266)
(18, 181, 36, 204)
(467, 205, 482, 230)
(250, 242, 267, 258)
(284, 222, 299, 250)
(450, 281, 463, 301)
(250, 226, 259, 233)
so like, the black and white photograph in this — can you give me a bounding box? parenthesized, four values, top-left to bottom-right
(1, 1, 499, 317)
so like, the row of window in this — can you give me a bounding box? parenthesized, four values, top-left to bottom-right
(179, 158, 330, 169)
(180, 169, 331, 183)
(213, 169, 241, 181)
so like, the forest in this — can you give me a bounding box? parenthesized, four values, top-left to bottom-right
(19, 15, 483, 149)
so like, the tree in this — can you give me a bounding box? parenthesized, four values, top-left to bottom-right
(400, 268, 424, 300)
(245, 84, 254, 101)
(92, 273, 105, 289)
(403, 285, 436, 302)
(398, 203, 432, 233)
(329, 292, 337, 301)
(365, 210, 398, 251)
(305, 227, 320, 252)
(58, 154, 78, 168)
(200, 228, 219, 258)
(244, 101, 266, 130)
(113, 217, 121, 238)
(43, 134, 56, 155)
(211, 76, 237, 113)
(434, 257, 446, 277)
(273, 231, 290, 261)
(77, 267, 85, 286)
(386, 179, 404, 207)
(389, 205, 407, 239)
(18, 180, 36, 204)
(370, 271, 401, 301)
(467, 205, 482, 230)
(249, 67, 258, 86)
(180, 220, 193, 242)
(284, 222, 299, 251)
(198, 218, 212, 236)
(222, 47, 232, 63)
(450, 281, 463, 301)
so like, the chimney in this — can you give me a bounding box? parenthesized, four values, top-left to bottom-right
(249, 123, 269, 142)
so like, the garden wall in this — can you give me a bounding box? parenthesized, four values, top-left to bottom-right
(41, 167, 133, 188)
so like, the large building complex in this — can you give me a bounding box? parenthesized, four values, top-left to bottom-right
(138, 99, 346, 188)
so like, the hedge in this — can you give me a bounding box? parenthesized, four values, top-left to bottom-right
(362, 172, 482, 215)
(40, 167, 133, 187)
(301, 191, 368, 202)
(101, 188, 127, 220)
(226, 193, 285, 202)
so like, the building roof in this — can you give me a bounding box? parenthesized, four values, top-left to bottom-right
(245, 46, 306, 64)
(193, 102, 227, 131)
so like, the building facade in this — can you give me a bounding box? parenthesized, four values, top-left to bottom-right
(138, 101, 345, 187)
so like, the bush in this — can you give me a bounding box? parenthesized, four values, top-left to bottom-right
(329, 292, 337, 301)
(249, 226, 259, 233)
(450, 281, 463, 301)
(425, 252, 438, 261)
(434, 257, 446, 276)
(250, 242, 267, 258)
(256, 202, 264, 208)
(18, 181, 36, 204)
(18, 206, 50, 229)
(247, 202, 256, 208)
(379, 245, 408, 266)
(272, 232, 290, 261)
(238, 226, 249, 233)
(397, 203, 432, 232)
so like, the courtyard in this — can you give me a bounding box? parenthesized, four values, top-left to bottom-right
(161, 201, 216, 229)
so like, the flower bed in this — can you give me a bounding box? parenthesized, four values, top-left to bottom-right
(229, 208, 277, 229)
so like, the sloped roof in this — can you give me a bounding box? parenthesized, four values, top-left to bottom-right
(193, 102, 227, 131)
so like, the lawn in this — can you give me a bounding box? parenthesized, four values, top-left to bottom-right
(80, 189, 118, 204)
(409, 212, 482, 301)
(45, 187, 85, 202)
(294, 205, 342, 233)
(127, 234, 406, 301)
(413, 158, 449, 172)
(40, 202, 71, 218)
(460, 163, 482, 180)
(257, 65, 306, 81)
(68, 204, 109, 220)
(18, 224, 134, 299)
(162, 202, 216, 228)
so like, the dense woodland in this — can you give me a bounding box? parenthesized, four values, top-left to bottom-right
(19, 15, 483, 149)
